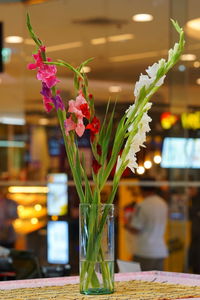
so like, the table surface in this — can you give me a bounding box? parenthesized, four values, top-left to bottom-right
(0, 271, 200, 300)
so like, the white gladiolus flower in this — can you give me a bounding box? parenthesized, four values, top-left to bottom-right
(134, 75, 154, 98)
(126, 103, 152, 173)
(134, 59, 166, 100)
(168, 42, 179, 61)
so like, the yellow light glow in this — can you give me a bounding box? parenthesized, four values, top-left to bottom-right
(14, 219, 22, 228)
(8, 186, 48, 194)
(34, 204, 42, 211)
(187, 18, 200, 31)
(181, 54, 196, 61)
(51, 215, 58, 221)
(5, 36, 24, 43)
(91, 37, 106, 45)
(194, 61, 200, 68)
(154, 155, 162, 164)
(196, 78, 200, 85)
(18, 205, 24, 212)
(109, 86, 122, 93)
(31, 218, 38, 225)
(80, 66, 91, 73)
(38, 118, 49, 125)
(144, 160, 152, 169)
(132, 14, 153, 22)
(136, 166, 145, 175)
(108, 34, 134, 42)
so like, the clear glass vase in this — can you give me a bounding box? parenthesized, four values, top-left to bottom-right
(79, 203, 114, 295)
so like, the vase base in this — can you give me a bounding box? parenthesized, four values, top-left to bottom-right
(80, 288, 114, 295)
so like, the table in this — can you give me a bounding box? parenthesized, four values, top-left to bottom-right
(0, 271, 200, 299)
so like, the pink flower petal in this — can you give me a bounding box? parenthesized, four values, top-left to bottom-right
(64, 117, 76, 136)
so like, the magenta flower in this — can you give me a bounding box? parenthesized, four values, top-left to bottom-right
(27, 47, 59, 88)
(42, 96, 54, 113)
(51, 92, 65, 111)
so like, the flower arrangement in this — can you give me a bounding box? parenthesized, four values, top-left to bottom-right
(27, 14, 184, 295)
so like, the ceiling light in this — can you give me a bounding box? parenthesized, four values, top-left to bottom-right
(5, 36, 23, 44)
(109, 86, 122, 93)
(136, 166, 145, 175)
(153, 155, 162, 164)
(186, 18, 200, 40)
(194, 61, 200, 68)
(109, 50, 164, 63)
(132, 14, 153, 22)
(108, 34, 134, 42)
(196, 78, 200, 85)
(144, 160, 152, 169)
(91, 37, 106, 45)
(181, 54, 196, 61)
(47, 41, 82, 53)
(80, 66, 91, 73)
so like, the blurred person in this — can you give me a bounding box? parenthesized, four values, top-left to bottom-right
(188, 186, 200, 274)
(0, 188, 18, 248)
(125, 178, 168, 271)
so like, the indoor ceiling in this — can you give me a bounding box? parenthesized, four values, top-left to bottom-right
(0, 0, 200, 124)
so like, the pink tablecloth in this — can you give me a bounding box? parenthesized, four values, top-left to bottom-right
(0, 271, 200, 299)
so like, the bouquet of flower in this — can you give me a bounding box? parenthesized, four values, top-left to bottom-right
(27, 14, 184, 295)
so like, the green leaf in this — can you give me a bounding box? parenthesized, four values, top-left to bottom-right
(26, 13, 42, 47)
(45, 60, 83, 79)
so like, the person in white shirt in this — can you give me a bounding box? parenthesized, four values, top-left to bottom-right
(125, 179, 168, 271)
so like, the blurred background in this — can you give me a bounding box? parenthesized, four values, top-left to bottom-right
(0, 0, 199, 278)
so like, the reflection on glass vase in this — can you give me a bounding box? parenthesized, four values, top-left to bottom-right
(79, 203, 114, 295)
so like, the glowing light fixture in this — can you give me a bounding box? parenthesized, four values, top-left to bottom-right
(8, 186, 48, 194)
(144, 160, 152, 169)
(181, 54, 196, 61)
(132, 14, 153, 22)
(51, 215, 58, 221)
(34, 204, 42, 211)
(186, 18, 200, 40)
(194, 61, 200, 68)
(178, 65, 186, 72)
(196, 78, 200, 85)
(31, 218, 38, 225)
(108, 34, 134, 42)
(80, 66, 91, 73)
(109, 86, 122, 93)
(5, 36, 23, 44)
(153, 155, 162, 164)
(91, 37, 106, 45)
(136, 166, 145, 175)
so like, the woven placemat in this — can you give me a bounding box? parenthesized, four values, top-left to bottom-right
(0, 280, 200, 300)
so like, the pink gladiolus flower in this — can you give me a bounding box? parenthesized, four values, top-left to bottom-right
(68, 94, 89, 118)
(76, 118, 85, 137)
(64, 116, 76, 136)
(27, 47, 59, 88)
(42, 96, 53, 113)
